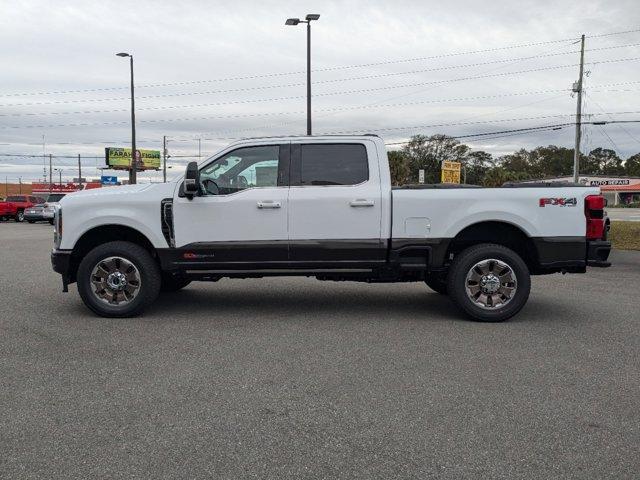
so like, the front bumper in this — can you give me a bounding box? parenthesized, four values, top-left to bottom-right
(51, 249, 73, 291)
(586, 240, 611, 267)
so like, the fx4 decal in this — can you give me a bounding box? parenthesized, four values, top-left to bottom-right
(539, 197, 577, 207)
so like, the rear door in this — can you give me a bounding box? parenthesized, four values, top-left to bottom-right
(288, 140, 384, 266)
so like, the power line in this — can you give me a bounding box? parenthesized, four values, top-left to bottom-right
(320, 112, 640, 135)
(383, 119, 640, 145)
(1, 89, 573, 118)
(3, 55, 639, 109)
(1, 31, 638, 98)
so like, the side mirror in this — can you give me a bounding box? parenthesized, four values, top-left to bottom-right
(183, 162, 200, 199)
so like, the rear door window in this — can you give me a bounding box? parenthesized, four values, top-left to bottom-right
(298, 144, 369, 186)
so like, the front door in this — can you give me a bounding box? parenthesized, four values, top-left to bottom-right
(288, 140, 384, 266)
(172, 143, 290, 267)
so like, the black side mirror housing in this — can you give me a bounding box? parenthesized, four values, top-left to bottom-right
(183, 162, 200, 199)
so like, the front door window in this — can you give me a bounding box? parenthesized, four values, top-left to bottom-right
(200, 145, 280, 195)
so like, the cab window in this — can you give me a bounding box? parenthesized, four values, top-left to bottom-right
(200, 145, 281, 195)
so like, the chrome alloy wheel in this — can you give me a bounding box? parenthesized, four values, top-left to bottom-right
(465, 258, 517, 310)
(90, 256, 142, 306)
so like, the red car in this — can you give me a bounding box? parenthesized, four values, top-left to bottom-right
(0, 195, 45, 222)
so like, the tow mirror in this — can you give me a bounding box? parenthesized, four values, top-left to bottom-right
(183, 162, 200, 199)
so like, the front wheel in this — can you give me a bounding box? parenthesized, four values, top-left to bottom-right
(77, 241, 161, 318)
(447, 243, 530, 322)
(15, 210, 24, 222)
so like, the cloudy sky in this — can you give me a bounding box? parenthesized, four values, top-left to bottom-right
(1, 0, 639, 182)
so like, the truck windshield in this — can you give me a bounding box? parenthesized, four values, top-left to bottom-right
(6, 196, 22, 202)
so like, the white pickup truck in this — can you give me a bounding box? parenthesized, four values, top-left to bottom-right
(51, 135, 611, 321)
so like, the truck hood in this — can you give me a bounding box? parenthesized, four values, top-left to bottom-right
(59, 182, 177, 207)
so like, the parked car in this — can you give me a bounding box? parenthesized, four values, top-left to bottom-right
(24, 203, 47, 223)
(51, 135, 611, 321)
(23, 193, 66, 224)
(0, 195, 45, 222)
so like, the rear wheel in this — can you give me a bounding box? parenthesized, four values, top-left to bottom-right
(15, 210, 24, 222)
(77, 241, 161, 318)
(447, 243, 530, 322)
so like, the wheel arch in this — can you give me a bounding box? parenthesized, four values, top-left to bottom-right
(446, 221, 539, 272)
(68, 224, 158, 282)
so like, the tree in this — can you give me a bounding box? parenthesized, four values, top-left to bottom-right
(482, 167, 530, 187)
(387, 150, 410, 186)
(402, 134, 470, 184)
(624, 153, 640, 177)
(584, 148, 624, 175)
(464, 150, 494, 185)
(530, 145, 574, 177)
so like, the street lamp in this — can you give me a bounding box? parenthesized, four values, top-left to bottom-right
(54, 168, 63, 185)
(116, 52, 137, 184)
(285, 14, 320, 135)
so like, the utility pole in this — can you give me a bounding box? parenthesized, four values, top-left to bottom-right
(49, 154, 53, 193)
(572, 34, 585, 183)
(42, 134, 46, 183)
(78, 154, 82, 188)
(163, 135, 167, 183)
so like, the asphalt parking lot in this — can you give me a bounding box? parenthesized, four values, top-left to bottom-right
(1, 222, 638, 479)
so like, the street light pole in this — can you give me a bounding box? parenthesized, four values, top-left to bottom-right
(117, 52, 137, 184)
(286, 14, 320, 136)
(306, 20, 311, 135)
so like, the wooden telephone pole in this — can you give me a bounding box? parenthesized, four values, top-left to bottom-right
(572, 34, 585, 183)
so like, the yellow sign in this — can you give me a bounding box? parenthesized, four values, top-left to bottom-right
(441, 160, 461, 184)
(105, 147, 161, 171)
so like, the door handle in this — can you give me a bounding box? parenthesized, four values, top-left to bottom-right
(257, 201, 281, 209)
(349, 199, 375, 207)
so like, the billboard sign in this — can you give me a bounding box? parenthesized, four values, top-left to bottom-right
(441, 160, 461, 184)
(101, 176, 119, 185)
(105, 147, 161, 171)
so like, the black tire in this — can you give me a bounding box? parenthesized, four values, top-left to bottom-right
(49, 219, 54, 225)
(15, 210, 24, 222)
(425, 275, 448, 295)
(447, 243, 530, 322)
(160, 272, 191, 292)
(77, 241, 161, 318)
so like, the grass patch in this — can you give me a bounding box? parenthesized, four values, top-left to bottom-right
(609, 221, 640, 250)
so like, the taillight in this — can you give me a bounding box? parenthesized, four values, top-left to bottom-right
(585, 194, 605, 240)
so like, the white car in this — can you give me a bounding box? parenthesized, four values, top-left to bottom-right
(51, 135, 611, 321)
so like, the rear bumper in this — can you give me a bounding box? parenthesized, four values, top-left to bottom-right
(24, 212, 46, 221)
(533, 236, 611, 272)
(586, 240, 611, 267)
